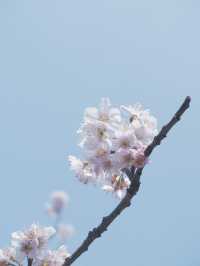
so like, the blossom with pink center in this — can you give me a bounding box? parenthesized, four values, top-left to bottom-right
(133, 149, 148, 168)
(102, 175, 130, 199)
(11, 224, 56, 261)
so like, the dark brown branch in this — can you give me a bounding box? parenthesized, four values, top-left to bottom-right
(64, 96, 191, 266)
(145, 96, 191, 157)
(28, 258, 33, 266)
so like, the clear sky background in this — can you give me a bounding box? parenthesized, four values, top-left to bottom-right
(0, 1, 199, 265)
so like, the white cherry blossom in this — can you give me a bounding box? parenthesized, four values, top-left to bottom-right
(121, 103, 158, 145)
(11, 224, 56, 261)
(34, 246, 70, 266)
(0, 247, 16, 266)
(102, 175, 131, 199)
(112, 127, 137, 151)
(68, 156, 95, 184)
(84, 98, 121, 125)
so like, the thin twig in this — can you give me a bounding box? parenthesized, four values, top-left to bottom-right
(64, 96, 191, 266)
(27, 258, 33, 266)
(145, 96, 191, 157)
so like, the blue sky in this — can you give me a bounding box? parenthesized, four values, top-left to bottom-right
(0, 1, 199, 265)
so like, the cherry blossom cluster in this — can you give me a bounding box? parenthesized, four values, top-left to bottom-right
(69, 98, 158, 199)
(0, 191, 75, 266)
(0, 224, 69, 266)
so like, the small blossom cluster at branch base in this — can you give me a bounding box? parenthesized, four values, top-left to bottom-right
(0, 224, 70, 266)
(68, 98, 158, 199)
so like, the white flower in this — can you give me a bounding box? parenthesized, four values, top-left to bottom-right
(84, 98, 121, 125)
(112, 126, 137, 151)
(46, 191, 69, 216)
(79, 121, 108, 141)
(114, 145, 148, 169)
(57, 224, 75, 242)
(78, 121, 112, 151)
(68, 156, 95, 184)
(35, 246, 70, 266)
(121, 103, 158, 145)
(114, 148, 135, 169)
(11, 224, 56, 261)
(102, 175, 130, 199)
(86, 143, 119, 178)
(0, 247, 16, 266)
(68, 155, 84, 174)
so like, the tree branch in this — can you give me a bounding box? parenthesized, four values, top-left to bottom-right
(64, 96, 191, 266)
(28, 258, 33, 266)
(144, 96, 191, 157)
